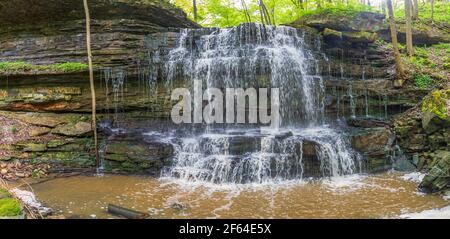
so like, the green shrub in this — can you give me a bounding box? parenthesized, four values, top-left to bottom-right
(410, 56, 437, 68)
(414, 74, 433, 89)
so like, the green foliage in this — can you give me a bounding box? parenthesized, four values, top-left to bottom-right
(171, 0, 376, 27)
(52, 62, 89, 72)
(410, 56, 437, 68)
(204, 0, 248, 27)
(433, 43, 450, 52)
(422, 90, 450, 120)
(301, 2, 374, 18)
(414, 74, 432, 89)
(0, 61, 32, 71)
(0, 198, 22, 217)
(0, 61, 88, 75)
(406, 43, 450, 79)
(394, 2, 450, 23)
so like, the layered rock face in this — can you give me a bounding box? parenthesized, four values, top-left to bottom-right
(0, 0, 195, 175)
(0, 0, 197, 68)
(288, 12, 424, 120)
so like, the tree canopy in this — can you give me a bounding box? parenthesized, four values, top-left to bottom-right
(170, 0, 449, 27)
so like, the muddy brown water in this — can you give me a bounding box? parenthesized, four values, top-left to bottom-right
(31, 172, 448, 219)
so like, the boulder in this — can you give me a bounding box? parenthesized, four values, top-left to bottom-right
(421, 90, 450, 134)
(419, 150, 450, 193)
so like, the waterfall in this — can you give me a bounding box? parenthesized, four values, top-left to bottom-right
(165, 23, 324, 126)
(157, 23, 360, 184)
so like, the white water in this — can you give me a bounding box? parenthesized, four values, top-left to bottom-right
(158, 23, 361, 185)
(399, 206, 450, 219)
(165, 23, 324, 125)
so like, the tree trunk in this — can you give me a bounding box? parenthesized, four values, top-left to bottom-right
(107, 204, 149, 219)
(412, 0, 419, 19)
(241, 0, 252, 23)
(430, 0, 434, 22)
(387, 0, 404, 78)
(259, 0, 273, 25)
(193, 0, 198, 22)
(405, 0, 414, 56)
(83, 0, 100, 168)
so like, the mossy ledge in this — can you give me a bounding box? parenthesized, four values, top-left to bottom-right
(0, 62, 89, 77)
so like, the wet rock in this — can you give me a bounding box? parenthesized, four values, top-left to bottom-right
(104, 140, 174, 173)
(347, 117, 390, 128)
(274, 131, 294, 140)
(52, 122, 92, 137)
(393, 156, 417, 172)
(419, 150, 450, 193)
(226, 136, 261, 155)
(302, 140, 318, 158)
(351, 127, 393, 153)
(170, 202, 187, 211)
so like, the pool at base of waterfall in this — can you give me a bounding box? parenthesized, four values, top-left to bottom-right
(30, 172, 449, 219)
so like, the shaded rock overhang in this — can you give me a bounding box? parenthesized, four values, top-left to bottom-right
(0, 0, 199, 29)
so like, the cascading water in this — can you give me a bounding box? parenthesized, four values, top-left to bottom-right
(165, 24, 324, 125)
(156, 23, 360, 184)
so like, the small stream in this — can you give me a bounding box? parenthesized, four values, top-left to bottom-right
(31, 172, 448, 219)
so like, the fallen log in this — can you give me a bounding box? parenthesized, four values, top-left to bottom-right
(107, 204, 149, 219)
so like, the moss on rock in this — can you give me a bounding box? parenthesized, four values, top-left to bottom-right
(0, 61, 89, 76)
(421, 90, 450, 134)
(421, 90, 450, 120)
(0, 198, 22, 217)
